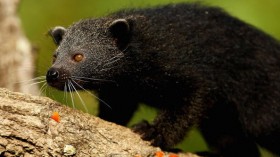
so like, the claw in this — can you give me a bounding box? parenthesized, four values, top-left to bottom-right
(132, 120, 167, 148)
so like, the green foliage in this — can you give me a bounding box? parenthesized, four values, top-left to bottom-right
(19, 0, 280, 155)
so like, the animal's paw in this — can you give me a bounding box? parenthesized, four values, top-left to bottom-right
(132, 120, 166, 148)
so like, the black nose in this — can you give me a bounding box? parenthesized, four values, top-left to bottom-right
(46, 68, 59, 83)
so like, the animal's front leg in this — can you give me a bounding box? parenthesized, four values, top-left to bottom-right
(133, 100, 206, 149)
(98, 89, 139, 126)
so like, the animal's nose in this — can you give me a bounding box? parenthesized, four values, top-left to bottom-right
(46, 68, 59, 83)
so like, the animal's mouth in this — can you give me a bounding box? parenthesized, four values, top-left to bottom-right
(46, 67, 115, 91)
(47, 78, 87, 92)
(46, 67, 93, 91)
(46, 67, 71, 90)
(47, 80, 66, 90)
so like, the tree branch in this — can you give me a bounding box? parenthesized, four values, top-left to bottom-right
(0, 88, 198, 157)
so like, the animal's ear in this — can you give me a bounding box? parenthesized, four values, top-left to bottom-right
(49, 26, 66, 45)
(108, 19, 132, 50)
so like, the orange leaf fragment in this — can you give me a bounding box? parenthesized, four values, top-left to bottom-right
(168, 154, 178, 157)
(155, 151, 164, 157)
(51, 111, 60, 122)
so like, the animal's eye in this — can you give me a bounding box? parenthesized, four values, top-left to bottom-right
(73, 54, 84, 62)
(52, 55, 57, 63)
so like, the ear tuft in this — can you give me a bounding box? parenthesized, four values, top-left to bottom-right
(49, 26, 66, 45)
(109, 19, 131, 50)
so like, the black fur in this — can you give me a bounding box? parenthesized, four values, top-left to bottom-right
(46, 3, 280, 156)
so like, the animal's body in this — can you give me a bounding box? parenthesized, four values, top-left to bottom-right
(46, 3, 280, 156)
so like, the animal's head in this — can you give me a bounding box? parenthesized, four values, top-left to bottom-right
(46, 18, 133, 91)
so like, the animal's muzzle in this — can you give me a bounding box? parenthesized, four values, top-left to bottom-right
(46, 68, 60, 83)
(46, 67, 70, 90)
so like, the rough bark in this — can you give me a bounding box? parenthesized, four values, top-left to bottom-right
(0, 0, 39, 95)
(0, 88, 199, 157)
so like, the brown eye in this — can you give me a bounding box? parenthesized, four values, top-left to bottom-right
(73, 54, 84, 62)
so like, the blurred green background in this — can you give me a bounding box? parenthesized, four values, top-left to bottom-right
(18, 0, 280, 156)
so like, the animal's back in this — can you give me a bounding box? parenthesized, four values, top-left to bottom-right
(113, 3, 280, 111)
(113, 3, 280, 153)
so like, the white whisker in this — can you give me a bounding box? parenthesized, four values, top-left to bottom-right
(15, 76, 46, 84)
(43, 84, 49, 96)
(99, 65, 121, 72)
(102, 54, 123, 67)
(71, 76, 115, 83)
(94, 52, 123, 70)
(67, 80, 76, 109)
(27, 80, 46, 87)
(69, 80, 88, 113)
(39, 82, 47, 96)
(63, 82, 67, 102)
(71, 79, 112, 109)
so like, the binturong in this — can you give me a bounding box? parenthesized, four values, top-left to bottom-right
(46, 3, 280, 157)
